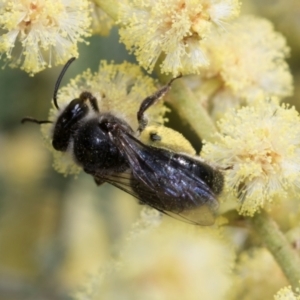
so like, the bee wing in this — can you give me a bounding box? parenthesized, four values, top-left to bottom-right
(102, 129, 219, 225)
(94, 171, 216, 226)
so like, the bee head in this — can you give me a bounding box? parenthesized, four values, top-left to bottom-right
(52, 97, 89, 151)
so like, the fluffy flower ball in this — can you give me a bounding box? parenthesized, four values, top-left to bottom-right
(0, 0, 91, 74)
(119, 0, 240, 75)
(274, 286, 300, 300)
(200, 15, 293, 104)
(81, 221, 234, 300)
(202, 101, 300, 216)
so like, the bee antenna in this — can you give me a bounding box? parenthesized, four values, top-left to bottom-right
(21, 117, 53, 125)
(53, 57, 76, 110)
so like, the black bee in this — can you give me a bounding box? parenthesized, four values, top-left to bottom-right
(22, 58, 224, 225)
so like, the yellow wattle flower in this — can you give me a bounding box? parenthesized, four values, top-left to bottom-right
(118, 0, 240, 76)
(202, 101, 300, 216)
(0, 0, 91, 75)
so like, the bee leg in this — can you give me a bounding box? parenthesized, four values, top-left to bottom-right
(94, 177, 105, 186)
(79, 91, 99, 112)
(137, 74, 182, 133)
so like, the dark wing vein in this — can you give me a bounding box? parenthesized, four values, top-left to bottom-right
(117, 130, 218, 208)
(94, 171, 213, 225)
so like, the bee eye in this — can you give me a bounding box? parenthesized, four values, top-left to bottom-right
(52, 98, 89, 151)
(60, 99, 88, 123)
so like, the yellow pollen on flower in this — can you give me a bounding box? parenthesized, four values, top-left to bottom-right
(194, 15, 293, 115)
(202, 101, 300, 216)
(20, 2, 64, 38)
(0, 0, 91, 75)
(274, 286, 300, 300)
(118, 0, 240, 76)
(87, 220, 234, 300)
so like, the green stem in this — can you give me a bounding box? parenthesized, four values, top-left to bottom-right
(158, 72, 220, 143)
(252, 210, 300, 290)
(95, 0, 119, 21)
(169, 80, 218, 143)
